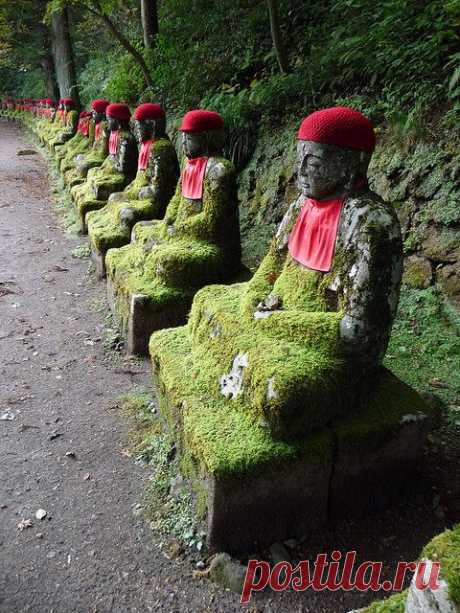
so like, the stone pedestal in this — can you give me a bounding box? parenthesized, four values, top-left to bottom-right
(150, 325, 438, 553)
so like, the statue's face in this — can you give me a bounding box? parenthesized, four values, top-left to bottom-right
(135, 119, 156, 143)
(182, 129, 224, 159)
(297, 140, 368, 200)
(182, 131, 208, 159)
(107, 116, 118, 131)
(92, 111, 105, 123)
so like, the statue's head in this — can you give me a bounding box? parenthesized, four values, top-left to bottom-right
(132, 103, 166, 144)
(179, 110, 225, 160)
(62, 98, 75, 112)
(91, 98, 110, 123)
(297, 107, 375, 200)
(106, 102, 131, 131)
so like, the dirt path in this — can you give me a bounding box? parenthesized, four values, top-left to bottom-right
(0, 120, 245, 613)
(0, 120, 450, 613)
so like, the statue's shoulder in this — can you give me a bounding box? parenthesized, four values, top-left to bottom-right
(152, 137, 175, 155)
(206, 157, 235, 182)
(344, 189, 401, 239)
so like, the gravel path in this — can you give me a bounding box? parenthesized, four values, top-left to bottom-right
(0, 120, 449, 613)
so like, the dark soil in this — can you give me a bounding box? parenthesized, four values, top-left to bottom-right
(0, 120, 455, 613)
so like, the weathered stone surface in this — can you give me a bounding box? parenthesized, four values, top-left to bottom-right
(437, 262, 460, 299)
(403, 255, 432, 289)
(209, 553, 247, 593)
(421, 228, 459, 264)
(405, 560, 456, 613)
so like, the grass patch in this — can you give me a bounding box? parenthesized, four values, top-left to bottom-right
(117, 390, 205, 550)
(71, 244, 90, 259)
(384, 286, 460, 429)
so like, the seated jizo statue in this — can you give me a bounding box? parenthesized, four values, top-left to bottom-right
(57, 110, 92, 170)
(147, 108, 437, 551)
(71, 102, 137, 233)
(65, 99, 110, 189)
(49, 98, 78, 152)
(105, 109, 241, 355)
(86, 102, 179, 278)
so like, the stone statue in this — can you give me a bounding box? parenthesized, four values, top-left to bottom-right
(49, 98, 78, 152)
(64, 99, 110, 188)
(57, 111, 93, 171)
(105, 109, 241, 354)
(71, 102, 137, 233)
(147, 108, 436, 552)
(86, 102, 179, 278)
(151, 107, 403, 439)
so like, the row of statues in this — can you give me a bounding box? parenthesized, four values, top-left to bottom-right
(3, 97, 435, 551)
(5, 97, 404, 429)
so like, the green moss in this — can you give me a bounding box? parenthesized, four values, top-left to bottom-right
(151, 325, 334, 475)
(422, 524, 460, 606)
(384, 287, 460, 426)
(358, 591, 407, 613)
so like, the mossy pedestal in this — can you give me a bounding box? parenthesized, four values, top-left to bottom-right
(150, 321, 436, 553)
(86, 138, 179, 279)
(105, 157, 241, 355)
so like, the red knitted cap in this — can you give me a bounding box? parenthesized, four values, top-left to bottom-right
(133, 103, 165, 121)
(91, 99, 110, 114)
(298, 107, 375, 152)
(79, 111, 91, 118)
(44, 98, 54, 106)
(179, 110, 224, 132)
(62, 98, 74, 107)
(106, 102, 131, 121)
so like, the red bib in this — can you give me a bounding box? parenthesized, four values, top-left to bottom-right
(181, 157, 208, 199)
(109, 130, 119, 155)
(288, 197, 344, 272)
(138, 140, 154, 171)
(78, 118, 89, 136)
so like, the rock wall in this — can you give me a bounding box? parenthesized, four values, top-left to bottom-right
(237, 122, 460, 309)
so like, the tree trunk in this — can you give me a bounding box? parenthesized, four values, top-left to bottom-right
(98, 12, 154, 89)
(51, 8, 80, 107)
(39, 25, 59, 100)
(266, 0, 289, 74)
(141, 0, 158, 49)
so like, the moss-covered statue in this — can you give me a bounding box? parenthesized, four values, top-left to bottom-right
(48, 98, 78, 153)
(57, 111, 93, 171)
(37, 99, 61, 145)
(86, 102, 179, 278)
(105, 109, 241, 354)
(35, 99, 56, 139)
(71, 102, 137, 233)
(64, 99, 110, 189)
(149, 108, 437, 552)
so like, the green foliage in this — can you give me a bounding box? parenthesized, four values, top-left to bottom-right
(385, 287, 460, 428)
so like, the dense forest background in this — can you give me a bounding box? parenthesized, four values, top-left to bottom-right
(1, 0, 459, 136)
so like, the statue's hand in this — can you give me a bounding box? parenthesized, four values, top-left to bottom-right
(138, 186, 153, 200)
(108, 192, 125, 203)
(253, 294, 282, 320)
(119, 208, 136, 231)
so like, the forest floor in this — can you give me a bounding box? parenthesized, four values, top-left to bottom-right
(0, 120, 455, 613)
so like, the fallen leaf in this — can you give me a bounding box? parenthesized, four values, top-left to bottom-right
(49, 265, 69, 273)
(17, 518, 33, 531)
